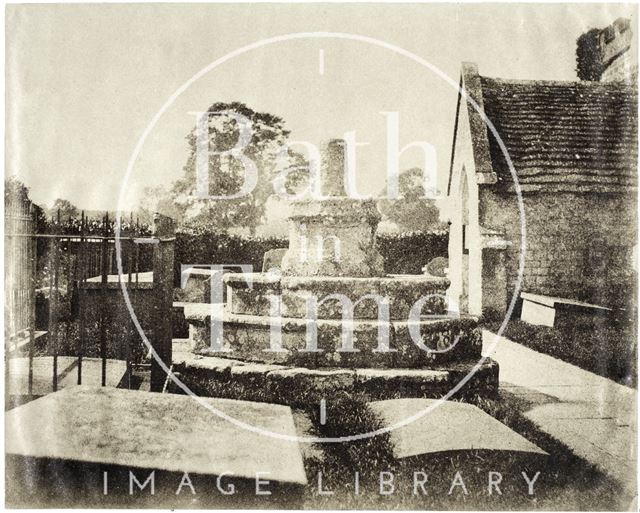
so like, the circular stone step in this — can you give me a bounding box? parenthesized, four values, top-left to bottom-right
(171, 348, 499, 406)
(225, 273, 450, 320)
(184, 304, 481, 369)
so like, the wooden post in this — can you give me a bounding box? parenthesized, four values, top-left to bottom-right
(77, 211, 86, 385)
(28, 205, 36, 395)
(150, 213, 175, 392)
(100, 213, 109, 387)
(50, 209, 61, 392)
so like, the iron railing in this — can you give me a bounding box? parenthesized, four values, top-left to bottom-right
(5, 209, 170, 403)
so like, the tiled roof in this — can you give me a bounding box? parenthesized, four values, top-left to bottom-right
(480, 77, 638, 192)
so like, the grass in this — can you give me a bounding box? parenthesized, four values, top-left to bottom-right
(482, 316, 636, 387)
(167, 352, 633, 509)
(19, 287, 635, 509)
(8, 384, 631, 509)
(11, 347, 632, 509)
(298, 391, 632, 511)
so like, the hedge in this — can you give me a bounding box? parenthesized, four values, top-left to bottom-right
(376, 230, 448, 274)
(174, 229, 448, 282)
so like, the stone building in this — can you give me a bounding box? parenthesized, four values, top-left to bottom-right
(446, 19, 638, 317)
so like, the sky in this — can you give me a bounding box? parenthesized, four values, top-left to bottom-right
(6, 3, 637, 214)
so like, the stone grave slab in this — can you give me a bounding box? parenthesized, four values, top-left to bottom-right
(520, 292, 612, 328)
(179, 266, 247, 303)
(262, 248, 287, 272)
(180, 267, 219, 303)
(369, 398, 547, 459)
(6, 386, 307, 487)
(85, 270, 153, 289)
(7, 356, 127, 397)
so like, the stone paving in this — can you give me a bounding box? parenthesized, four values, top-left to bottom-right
(482, 330, 637, 495)
(370, 398, 547, 459)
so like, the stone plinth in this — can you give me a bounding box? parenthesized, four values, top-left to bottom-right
(282, 198, 384, 277)
(281, 139, 384, 277)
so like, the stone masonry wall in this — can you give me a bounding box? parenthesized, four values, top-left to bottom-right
(601, 53, 636, 82)
(479, 188, 637, 308)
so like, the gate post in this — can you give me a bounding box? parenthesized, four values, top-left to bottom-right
(151, 214, 175, 392)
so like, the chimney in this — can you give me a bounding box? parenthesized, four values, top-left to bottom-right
(576, 18, 635, 82)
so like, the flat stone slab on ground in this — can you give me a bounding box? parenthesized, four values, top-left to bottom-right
(85, 271, 153, 289)
(520, 292, 613, 310)
(5, 386, 307, 486)
(5, 386, 306, 485)
(7, 357, 127, 397)
(519, 292, 612, 328)
(369, 398, 547, 459)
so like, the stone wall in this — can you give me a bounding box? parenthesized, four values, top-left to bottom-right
(479, 188, 637, 308)
(77, 280, 155, 362)
(601, 52, 636, 82)
(447, 61, 637, 316)
(446, 64, 495, 316)
(598, 18, 635, 82)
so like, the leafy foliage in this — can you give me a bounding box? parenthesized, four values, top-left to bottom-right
(377, 167, 445, 232)
(376, 229, 449, 274)
(576, 29, 603, 81)
(136, 185, 180, 226)
(5, 176, 30, 205)
(174, 231, 288, 281)
(4, 176, 47, 232)
(49, 198, 80, 221)
(174, 230, 449, 283)
(169, 102, 305, 234)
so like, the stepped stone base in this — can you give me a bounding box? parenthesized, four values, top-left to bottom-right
(171, 342, 499, 406)
(185, 304, 482, 369)
(226, 273, 450, 319)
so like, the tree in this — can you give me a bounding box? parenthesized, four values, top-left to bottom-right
(576, 29, 603, 81)
(5, 176, 30, 206)
(377, 167, 445, 232)
(49, 198, 79, 221)
(170, 102, 304, 234)
(136, 185, 180, 226)
(4, 177, 47, 232)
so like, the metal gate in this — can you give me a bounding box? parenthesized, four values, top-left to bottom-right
(5, 208, 174, 406)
